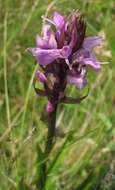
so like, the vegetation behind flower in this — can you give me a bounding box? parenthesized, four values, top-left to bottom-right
(0, 0, 114, 190)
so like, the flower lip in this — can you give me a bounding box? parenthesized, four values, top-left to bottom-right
(27, 42, 72, 66)
(72, 48, 102, 71)
(67, 69, 87, 89)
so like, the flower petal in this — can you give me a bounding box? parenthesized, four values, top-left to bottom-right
(46, 101, 54, 113)
(36, 35, 45, 48)
(42, 24, 51, 37)
(42, 12, 65, 30)
(27, 44, 72, 65)
(36, 25, 57, 49)
(83, 36, 102, 49)
(48, 33, 57, 49)
(53, 12, 65, 30)
(27, 48, 61, 65)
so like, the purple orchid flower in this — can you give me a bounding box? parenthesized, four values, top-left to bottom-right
(27, 11, 104, 112)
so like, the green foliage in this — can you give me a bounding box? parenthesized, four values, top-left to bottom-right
(0, 0, 114, 189)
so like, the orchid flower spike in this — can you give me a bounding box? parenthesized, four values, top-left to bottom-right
(27, 10, 105, 112)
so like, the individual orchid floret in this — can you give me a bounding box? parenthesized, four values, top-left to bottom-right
(67, 69, 87, 90)
(72, 49, 101, 71)
(27, 10, 105, 112)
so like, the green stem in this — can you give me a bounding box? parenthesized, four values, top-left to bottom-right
(37, 105, 57, 190)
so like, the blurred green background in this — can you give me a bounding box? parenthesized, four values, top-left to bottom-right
(0, 0, 115, 189)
